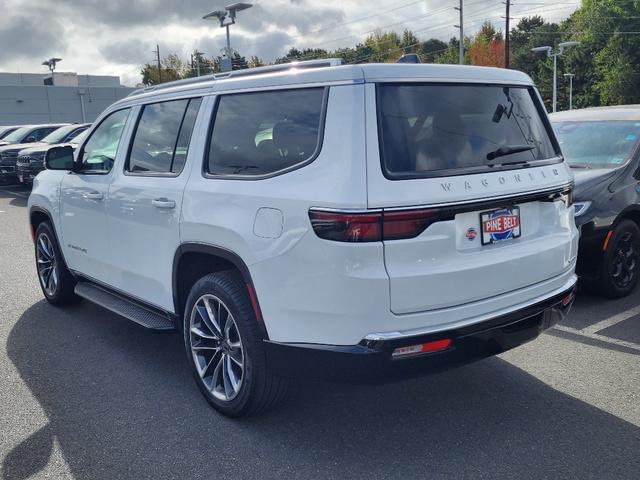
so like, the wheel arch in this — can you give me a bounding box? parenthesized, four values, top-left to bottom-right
(172, 243, 269, 339)
(614, 205, 640, 231)
(29, 206, 70, 267)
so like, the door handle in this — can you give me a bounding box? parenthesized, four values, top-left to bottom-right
(152, 198, 176, 209)
(84, 190, 103, 201)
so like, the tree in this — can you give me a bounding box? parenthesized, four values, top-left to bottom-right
(140, 53, 187, 85)
(420, 38, 447, 63)
(467, 22, 505, 67)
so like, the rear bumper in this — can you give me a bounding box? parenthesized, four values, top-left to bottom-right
(263, 282, 575, 383)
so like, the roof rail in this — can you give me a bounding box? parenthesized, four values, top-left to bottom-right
(128, 58, 344, 98)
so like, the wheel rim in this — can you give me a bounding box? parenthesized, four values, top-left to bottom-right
(189, 294, 244, 402)
(611, 231, 638, 289)
(36, 232, 58, 297)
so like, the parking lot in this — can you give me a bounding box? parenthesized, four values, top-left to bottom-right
(0, 184, 638, 479)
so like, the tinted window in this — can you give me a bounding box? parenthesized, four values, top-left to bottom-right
(80, 109, 130, 173)
(42, 125, 84, 144)
(553, 120, 640, 169)
(207, 88, 325, 176)
(127, 98, 201, 174)
(32, 127, 57, 141)
(0, 127, 18, 139)
(377, 84, 557, 178)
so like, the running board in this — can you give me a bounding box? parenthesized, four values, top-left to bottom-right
(75, 282, 175, 331)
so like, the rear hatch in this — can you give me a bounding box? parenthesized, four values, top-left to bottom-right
(369, 82, 575, 314)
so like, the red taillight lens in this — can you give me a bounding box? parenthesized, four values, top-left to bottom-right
(309, 208, 441, 242)
(309, 210, 382, 242)
(383, 209, 438, 241)
(392, 339, 452, 358)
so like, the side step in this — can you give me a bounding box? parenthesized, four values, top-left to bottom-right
(75, 282, 175, 331)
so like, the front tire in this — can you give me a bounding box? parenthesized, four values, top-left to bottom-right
(183, 272, 287, 417)
(34, 222, 78, 306)
(597, 219, 640, 298)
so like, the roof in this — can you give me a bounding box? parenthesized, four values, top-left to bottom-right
(550, 105, 640, 122)
(117, 62, 534, 108)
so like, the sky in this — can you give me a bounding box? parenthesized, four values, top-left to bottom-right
(0, 0, 580, 86)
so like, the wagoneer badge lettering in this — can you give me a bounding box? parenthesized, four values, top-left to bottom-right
(440, 168, 560, 193)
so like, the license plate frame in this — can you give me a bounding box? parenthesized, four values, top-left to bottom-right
(479, 206, 521, 245)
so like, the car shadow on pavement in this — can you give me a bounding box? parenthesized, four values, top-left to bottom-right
(0, 187, 29, 208)
(5, 300, 640, 480)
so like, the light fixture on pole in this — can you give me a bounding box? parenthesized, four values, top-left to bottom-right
(564, 73, 575, 110)
(531, 41, 579, 113)
(203, 3, 253, 72)
(42, 57, 62, 73)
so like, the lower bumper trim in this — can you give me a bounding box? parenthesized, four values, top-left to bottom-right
(263, 284, 575, 383)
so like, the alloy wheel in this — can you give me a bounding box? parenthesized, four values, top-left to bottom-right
(189, 294, 244, 402)
(37, 232, 58, 297)
(611, 232, 638, 289)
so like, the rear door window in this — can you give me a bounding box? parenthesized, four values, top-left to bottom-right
(206, 88, 326, 177)
(377, 84, 558, 179)
(127, 98, 202, 175)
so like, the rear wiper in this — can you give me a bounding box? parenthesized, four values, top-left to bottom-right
(569, 164, 591, 169)
(486, 144, 535, 161)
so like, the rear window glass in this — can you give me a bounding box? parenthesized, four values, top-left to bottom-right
(206, 88, 325, 177)
(552, 120, 640, 169)
(377, 84, 558, 179)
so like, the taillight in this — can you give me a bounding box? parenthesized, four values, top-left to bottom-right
(309, 208, 442, 242)
(309, 210, 382, 242)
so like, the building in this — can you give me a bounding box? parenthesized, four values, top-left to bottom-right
(0, 72, 137, 125)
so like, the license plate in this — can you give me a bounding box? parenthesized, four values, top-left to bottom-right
(480, 206, 521, 245)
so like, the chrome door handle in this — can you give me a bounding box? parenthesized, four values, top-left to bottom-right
(85, 190, 103, 201)
(152, 198, 176, 209)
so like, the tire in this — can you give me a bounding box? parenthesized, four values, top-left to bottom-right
(597, 219, 640, 298)
(34, 222, 79, 306)
(183, 271, 287, 417)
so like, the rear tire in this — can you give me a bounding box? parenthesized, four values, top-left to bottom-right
(597, 219, 640, 298)
(34, 222, 78, 306)
(183, 271, 287, 417)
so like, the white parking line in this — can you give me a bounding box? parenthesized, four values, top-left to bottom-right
(581, 305, 640, 334)
(554, 324, 640, 352)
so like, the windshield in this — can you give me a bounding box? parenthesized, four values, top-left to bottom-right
(2, 127, 30, 143)
(377, 84, 558, 178)
(41, 125, 81, 144)
(71, 129, 89, 145)
(552, 120, 640, 169)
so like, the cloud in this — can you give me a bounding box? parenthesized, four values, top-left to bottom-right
(0, 0, 578, 86)
(0, 14, 66, 63)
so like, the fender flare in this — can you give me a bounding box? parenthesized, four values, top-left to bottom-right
(172, 243, 269, 339)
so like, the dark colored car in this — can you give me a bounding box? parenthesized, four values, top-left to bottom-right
(0, 126, 20, 140)
(551, 106, 640, 297)
(0, 124, 70, 184)
(16, 124, 90, 185)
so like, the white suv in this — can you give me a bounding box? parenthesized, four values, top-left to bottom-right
(28, 60, 578, 417)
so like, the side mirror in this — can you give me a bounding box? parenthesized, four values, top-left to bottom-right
(45, 145, 75, 170)
(25, 136, 37, 143)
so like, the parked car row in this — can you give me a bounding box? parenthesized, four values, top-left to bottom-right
(0, 123, 90, 184)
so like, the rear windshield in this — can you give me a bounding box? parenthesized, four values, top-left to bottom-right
(2, 127, 30, 143)
(552, 120, 640, 169)
(377, 84, 558, 179)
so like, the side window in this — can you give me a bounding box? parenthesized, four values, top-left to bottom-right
(127, 97, 202, 175)
(32, 128, 56, 141)
(207, 88, 325, 177)
(64, 127, 88, 143)
(80, 108, 131, 173)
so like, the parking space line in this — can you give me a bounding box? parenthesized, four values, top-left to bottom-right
(582, 305, 640, 334)
(554, 324, 640, 352)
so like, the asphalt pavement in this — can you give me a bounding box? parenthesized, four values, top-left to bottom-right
(0, 184, 638, 480)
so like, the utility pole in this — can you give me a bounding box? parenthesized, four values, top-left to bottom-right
(504, 0, 511, 68)
(454, 0, 464, 65)
(155, 44, 162, 83)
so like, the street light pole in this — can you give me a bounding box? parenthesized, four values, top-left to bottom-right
(203, 3, 253, 71)
(532, 41, 579, 113)
(564, 73, 575, 110)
